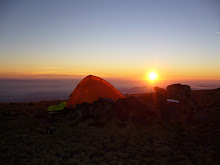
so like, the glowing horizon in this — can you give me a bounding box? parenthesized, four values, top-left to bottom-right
(1, 0, 219, 81)
(1, 69, 220, 81)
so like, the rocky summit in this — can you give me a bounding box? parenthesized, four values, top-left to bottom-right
(0, 85, 220, 165)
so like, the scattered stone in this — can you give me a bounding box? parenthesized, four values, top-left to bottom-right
(47, 127, 56, 134)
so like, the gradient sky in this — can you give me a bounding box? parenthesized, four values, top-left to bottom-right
(1, 0, 220, 80)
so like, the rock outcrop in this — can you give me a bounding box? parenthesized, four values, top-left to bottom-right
(166, 84, 192, 104)
(47, 84, 197, 126)
(154, 84, 196, 121)
(67, 96, 155, 125)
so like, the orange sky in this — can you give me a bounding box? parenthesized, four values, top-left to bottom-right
(1, 65, 219, 81)
(1, 0, 220, 81)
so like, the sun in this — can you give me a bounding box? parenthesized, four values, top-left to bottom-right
(148, 72, 157, 81)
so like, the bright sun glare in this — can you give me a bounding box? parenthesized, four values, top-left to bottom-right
(148, 72, 157, 81)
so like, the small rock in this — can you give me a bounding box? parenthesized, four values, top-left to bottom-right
(28, 102, 34, 106)
(99, 97, 116, 104)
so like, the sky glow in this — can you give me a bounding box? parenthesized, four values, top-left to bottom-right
(0, 0, 220, 80)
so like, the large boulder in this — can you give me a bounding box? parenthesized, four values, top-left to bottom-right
(71, 98, 116, 123)
(115, 96, 155, 122)
(154, 84, 196, 121)
(166, 84, 192, 104)
(154, 86, 167, 104)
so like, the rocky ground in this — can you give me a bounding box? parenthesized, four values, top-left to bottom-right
(0, 87, 219, 165)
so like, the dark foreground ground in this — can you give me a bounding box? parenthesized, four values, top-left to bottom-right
(0, 89, 219, 165)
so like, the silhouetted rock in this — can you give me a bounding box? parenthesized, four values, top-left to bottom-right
(69, 96, 154, 124)
(65, 83, 198, 124)
(154, 86, 167, 95)
(153, 84, 196, 122)
(154, 86, 167, 104)
(115, 96, 155, 122)
(166, 84, 192, 104)
(73, 102, 93, 121)
(28, 102, 34, 106)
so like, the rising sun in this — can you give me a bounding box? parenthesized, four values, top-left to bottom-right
(148, 72, 157, 81)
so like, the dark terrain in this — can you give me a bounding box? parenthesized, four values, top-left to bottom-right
(0, 89, 219, 165)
